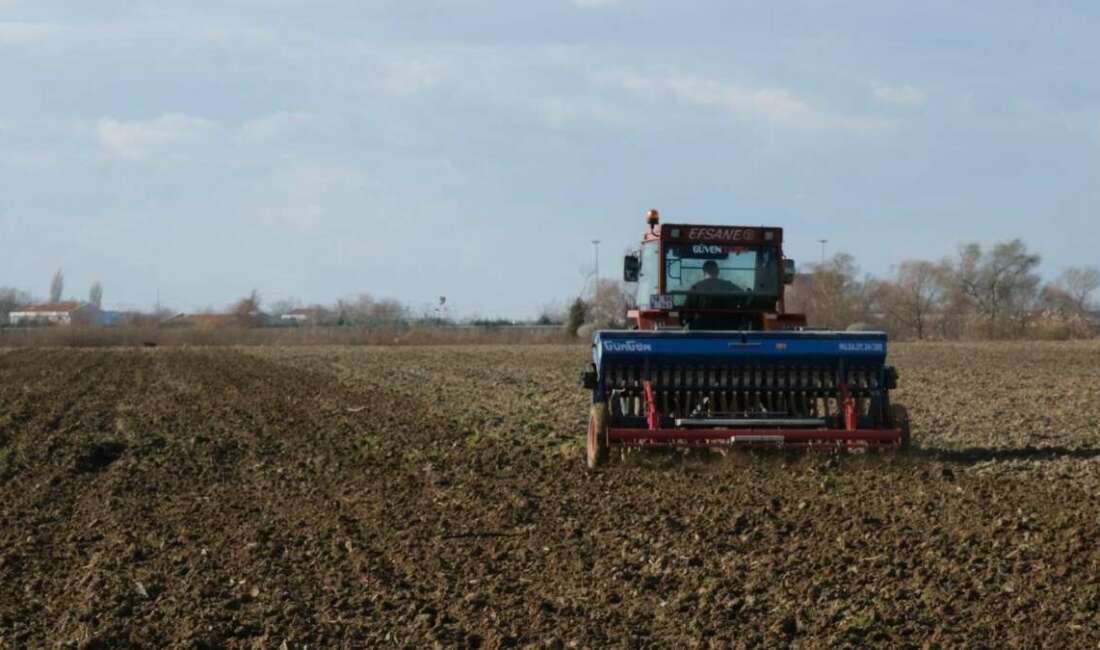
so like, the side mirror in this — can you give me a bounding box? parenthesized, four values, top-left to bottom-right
(783, 259, 797, 285)
(623, 255, 640, 282)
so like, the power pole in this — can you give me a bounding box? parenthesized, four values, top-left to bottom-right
(818, 239, 829, 265)
(591, 240, 601, 299)
(590, 240, 601, 326)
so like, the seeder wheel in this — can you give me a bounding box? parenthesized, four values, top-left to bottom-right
(587, 403, 609, 469)
(890, 403, 912, 452)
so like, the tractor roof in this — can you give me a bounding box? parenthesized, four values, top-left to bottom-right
(648, 224, 784, 245)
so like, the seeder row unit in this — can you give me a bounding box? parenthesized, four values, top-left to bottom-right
(581, 331, 906, 457)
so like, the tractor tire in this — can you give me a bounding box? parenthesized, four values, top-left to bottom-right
(890, 403, 912, 452)
(587, 403, 610, 469)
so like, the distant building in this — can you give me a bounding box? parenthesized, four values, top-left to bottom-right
(8, 302, 94, 326)
(280, 308, 324, 326)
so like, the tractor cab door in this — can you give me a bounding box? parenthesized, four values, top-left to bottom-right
(633, 242, 660, 310)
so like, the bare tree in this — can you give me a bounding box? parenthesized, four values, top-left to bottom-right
(1053, 266, 1100, 313)
(565, 297, 588, 337)
(936, 275, 972, 340)
(368, 298, 408, 326)
(332, 294, 408, 327)
(232, 289, 263, 327)
(788, 253, 872, 330)
(50, 269, 64, 303)
(590, 279, 630, 329)
(89, 282, 104, 310)
(953, 240, 1041, 338)
(1040, 284, 1076, 313)
(878, 261, 947, 340)
(0, 287, 32, 324)
(536, 300, 565, 326)
(268, 299, 300, 318)
(335, 294, 374, 326)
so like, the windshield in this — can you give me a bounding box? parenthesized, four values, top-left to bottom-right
(665, 244, 779, 307)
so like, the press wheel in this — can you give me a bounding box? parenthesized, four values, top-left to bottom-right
(890, 403, 912, 452)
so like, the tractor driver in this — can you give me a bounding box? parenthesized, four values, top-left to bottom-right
(691, 260, 740, 293)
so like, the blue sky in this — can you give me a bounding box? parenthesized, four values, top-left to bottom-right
(1, 1, 1098, 317)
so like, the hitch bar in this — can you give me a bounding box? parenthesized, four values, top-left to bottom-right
(674, 417, 827, 428)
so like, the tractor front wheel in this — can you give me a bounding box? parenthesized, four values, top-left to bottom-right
(587, 403, 609, 469)
(890, 404, 912, 452)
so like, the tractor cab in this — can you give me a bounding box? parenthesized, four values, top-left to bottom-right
(623, 210, 804, 331)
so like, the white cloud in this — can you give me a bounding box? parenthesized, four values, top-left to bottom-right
(381, 58, 452, 96)
(255, 163, 380, 232)
(95, 111, 316, 159)
(366, 46, 637, 130)
(238, 111, 315, 142)
(527, 95, 634, 129)
(363, 47, 889, 134)
(261, 202, 324, 231)
(616, 70, 894, 133)
(96, 114, 217, 159)
(0, 21, 66, 43)
(872, 83, 927, 107)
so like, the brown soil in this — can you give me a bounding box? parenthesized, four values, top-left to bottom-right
(1, 343, 1099, 648)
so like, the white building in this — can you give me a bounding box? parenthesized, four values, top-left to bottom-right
(8, 302, 93, 326)
(280, 308, 324, 325)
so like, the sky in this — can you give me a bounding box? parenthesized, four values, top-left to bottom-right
(1, 1, 1098, 318)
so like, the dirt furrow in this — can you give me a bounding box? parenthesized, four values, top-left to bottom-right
(1, 344, 1099, 648)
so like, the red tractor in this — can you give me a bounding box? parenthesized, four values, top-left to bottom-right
(580, 210, 910, 468)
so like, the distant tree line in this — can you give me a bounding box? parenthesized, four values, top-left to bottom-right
(555, 238, 1098, 341)
(5, 249, 1096, 340)
(266, 294, 411, 328)
(786, 239, 1099, 340)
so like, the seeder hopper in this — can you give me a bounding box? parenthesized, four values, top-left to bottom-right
(580, 211, 910, 468)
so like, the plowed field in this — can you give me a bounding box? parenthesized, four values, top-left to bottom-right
(1, 343, 1099, 648)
